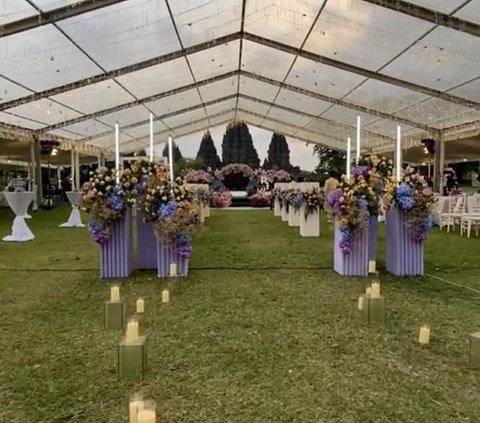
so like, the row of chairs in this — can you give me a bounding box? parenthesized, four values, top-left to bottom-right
(440, 194, 480, 237)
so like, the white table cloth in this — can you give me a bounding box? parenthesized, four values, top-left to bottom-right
(60, 191, 85, 228)
(3, 191, 35, 242)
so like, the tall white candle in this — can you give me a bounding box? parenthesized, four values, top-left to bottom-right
(149, 113, 154, 162)
(169, 262, 177, 277)
(370, 282, 381, 298)
(396, 125, 402, 181)
(356, 116, 361, 163)
(110, 285, 120, 302)
(129, 399, 144, 423)
(115, 122, 120, 184)
(162, 289, 170, 304)
(168, 136, 174, 182)
(71, 148, 75, 190)
(346, 137, 351, 178)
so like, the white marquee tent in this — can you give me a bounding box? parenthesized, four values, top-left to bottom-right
(0, 0, 479, 168)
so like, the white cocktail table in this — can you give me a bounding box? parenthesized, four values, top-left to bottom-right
(3, 191, 35, 242)
(60, 191, 85, 228)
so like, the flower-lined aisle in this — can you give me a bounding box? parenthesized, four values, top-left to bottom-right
(383, 168, 435, 276)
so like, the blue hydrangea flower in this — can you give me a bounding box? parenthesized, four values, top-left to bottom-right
(159, 201, 177, 219)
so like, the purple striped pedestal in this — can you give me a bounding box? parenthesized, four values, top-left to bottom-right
(136, 214, 157, 270)
(386, 210, 424, 276)
(334, 221, 369, 276)
(368, 215, 378, 271)
(156, 242, 189, 278)
(100, 210, 132, 279)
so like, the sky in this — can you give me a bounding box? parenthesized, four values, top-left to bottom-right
(155, 124, 319, 171)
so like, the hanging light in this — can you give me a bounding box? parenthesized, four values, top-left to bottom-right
(51, 148, 58, 156)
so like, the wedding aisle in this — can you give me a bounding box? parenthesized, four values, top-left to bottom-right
(0, 208, 479, 422)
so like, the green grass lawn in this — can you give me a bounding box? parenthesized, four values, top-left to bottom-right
(0, 206, 479, 422)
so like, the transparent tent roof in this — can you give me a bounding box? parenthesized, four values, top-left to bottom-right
(0, 0, 479, 156)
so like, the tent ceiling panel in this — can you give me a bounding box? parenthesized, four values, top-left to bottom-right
(50, 79, 136, 114)
(145, 88, 202, 116)
(304, 0, 434, 71)
(274, 88, 331, 115)
(46, 128, 84, 140)
(448, 78, 480, 102)
(428, 110, 480, 130)
(6, 98, 81, 125)
(209, 111, 235, 127)
(57, 0, 180, 71)
(0, 111, 45, 130)
(244, 0, 325, 48)
(241, 40, 295, 82)
(405, 0, 467, 14)
(320, 105, 379, 127)
(266, 108, 312, 128)
(285, 56, 367, 98)
(88, 132, 133, 148)
(97, 105, 152, 128)
(237, 97, 271, 116)
(0, 77, 32, 103)
(198, 75, 238, 102)
(31, 0, 84, 11)
(162, 108, 207, 128)
(204, 98, 237, 116)
(236, 110, 263, 126)
(454, 1, 480, 24)
(0, 25, 101, 91)
(116, 58, 194, 99)
(62, 119, 112, 137)
(239, 76, 279, 102)
(187, 40, 240, 80)
(363, 119, 417, 138)
(381, 27, 480, 91)
(0, 1, 37, 25)
(394, 98, 475, 127)
(169, 0, 242, 47)
(304, 119, 349, 138)
(125, 120, 168, 139)
(342, 78, 430, 114)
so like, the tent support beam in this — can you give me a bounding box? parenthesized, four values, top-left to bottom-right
(360, 0, 480, 38)
(0, 0, 130, 38)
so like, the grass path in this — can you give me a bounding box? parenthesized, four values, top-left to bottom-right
(0, 208, 479, 422)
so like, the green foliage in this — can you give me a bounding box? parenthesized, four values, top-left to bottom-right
(314, 145, 346, 177)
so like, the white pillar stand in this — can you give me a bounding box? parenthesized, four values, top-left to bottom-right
(3, 192, 35, 242)
(274, 198, 281, 216)
(288, 206, 301, 227)
(60, 191, 85, 228)
(300, 205, 320, 237)
(204, 203, 210, 218)
(281, 201, 289, 222)
(198, 201, 205, 223)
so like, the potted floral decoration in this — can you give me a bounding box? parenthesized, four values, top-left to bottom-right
(82, 167, 134, 244)
(184, 169, 214, 184)
(328, 177, 377, 255)
(299, 189, 324, 218)
(383, 168, 435, 242)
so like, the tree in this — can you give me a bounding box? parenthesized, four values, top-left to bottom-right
(162, 141, 183, 162)
(313, 145, 346, 178)
(196, 131, 221, 169)
(222, 120, 260, 169)
(267, 133, 291, 170)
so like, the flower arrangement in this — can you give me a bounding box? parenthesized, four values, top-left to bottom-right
(328, 177, 377, 255)
(194, 188, 212, 205)
(260, 169, 292, 183)
(82, 167, 133, 244)
(216, 163, 254, 190)
(383, 168, 435, 242)
(211, 191, 232, 208)
(356, 154, 393, 179)
(250, 192, 271, 207)
(299, 189, 324, 217)
(285, 188, 303, 211)
(184, 169, 213, 184)
(142, 177, 199, 258)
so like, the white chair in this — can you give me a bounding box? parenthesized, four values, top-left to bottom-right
(460, 201, 480, 238)
(442, 195, 466, 232)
